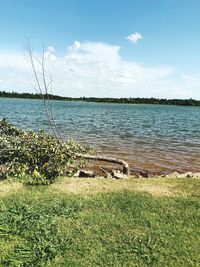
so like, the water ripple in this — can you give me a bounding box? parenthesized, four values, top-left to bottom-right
(1, 98, 200, 173)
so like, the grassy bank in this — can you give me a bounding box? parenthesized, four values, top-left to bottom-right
(0, 177, 200, 266)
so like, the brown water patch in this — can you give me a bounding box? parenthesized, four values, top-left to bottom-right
(91, 143, 200, 176)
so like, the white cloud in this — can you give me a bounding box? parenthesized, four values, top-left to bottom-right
(126, 32, 143, 43)
(67, 41, 81, 53)
(0, 41, 199, 99)
(47, 46, 56, 53)
(44, 46, 57, 61)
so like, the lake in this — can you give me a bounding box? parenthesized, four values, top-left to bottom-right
(1, 98, 200, 174)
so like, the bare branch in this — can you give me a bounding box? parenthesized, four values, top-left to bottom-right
(25, 41, 60, 141)
(76, 153, 130, 176)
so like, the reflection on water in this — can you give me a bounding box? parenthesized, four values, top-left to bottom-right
(1, 98, 200, 174)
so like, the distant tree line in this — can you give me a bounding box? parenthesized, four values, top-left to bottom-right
(74, 96, 200, 106)
(0, 91, 65, 100)
(0, 90, 200, 106)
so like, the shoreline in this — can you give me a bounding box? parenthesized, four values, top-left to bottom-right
(1, 157, 200, 180)
(80, 162, 200, 179)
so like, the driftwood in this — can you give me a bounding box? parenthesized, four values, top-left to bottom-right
(99, 167, 111, 177)
(77, 153, 130, 176)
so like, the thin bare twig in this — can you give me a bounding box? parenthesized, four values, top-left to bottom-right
(25, 41, 62, 142)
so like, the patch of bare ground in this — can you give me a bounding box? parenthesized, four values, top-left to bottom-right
(49, 177, 187, 197)
(0, 181, 23, 197)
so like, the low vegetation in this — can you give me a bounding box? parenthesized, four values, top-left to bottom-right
(0, 119, 93, 183)
(0, 177, 199, 266)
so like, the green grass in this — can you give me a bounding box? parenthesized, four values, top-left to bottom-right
(0, 177, 200, 266)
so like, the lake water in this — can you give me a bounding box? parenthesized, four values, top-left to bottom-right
(1, 98, 200, 174)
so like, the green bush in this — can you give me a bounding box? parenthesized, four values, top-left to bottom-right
(0, 119, 93, 183)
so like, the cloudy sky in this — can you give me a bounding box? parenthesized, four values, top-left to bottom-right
(0, 0, 200, 99)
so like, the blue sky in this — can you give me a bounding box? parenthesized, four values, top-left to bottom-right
(0, 0, 200, 99)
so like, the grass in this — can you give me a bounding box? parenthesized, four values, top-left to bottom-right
(0, 177, 199, 266)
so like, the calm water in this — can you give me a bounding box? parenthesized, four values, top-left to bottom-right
(1, 98, 200, 174)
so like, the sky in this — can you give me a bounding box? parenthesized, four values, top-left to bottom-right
(0, 0, 200, 99)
